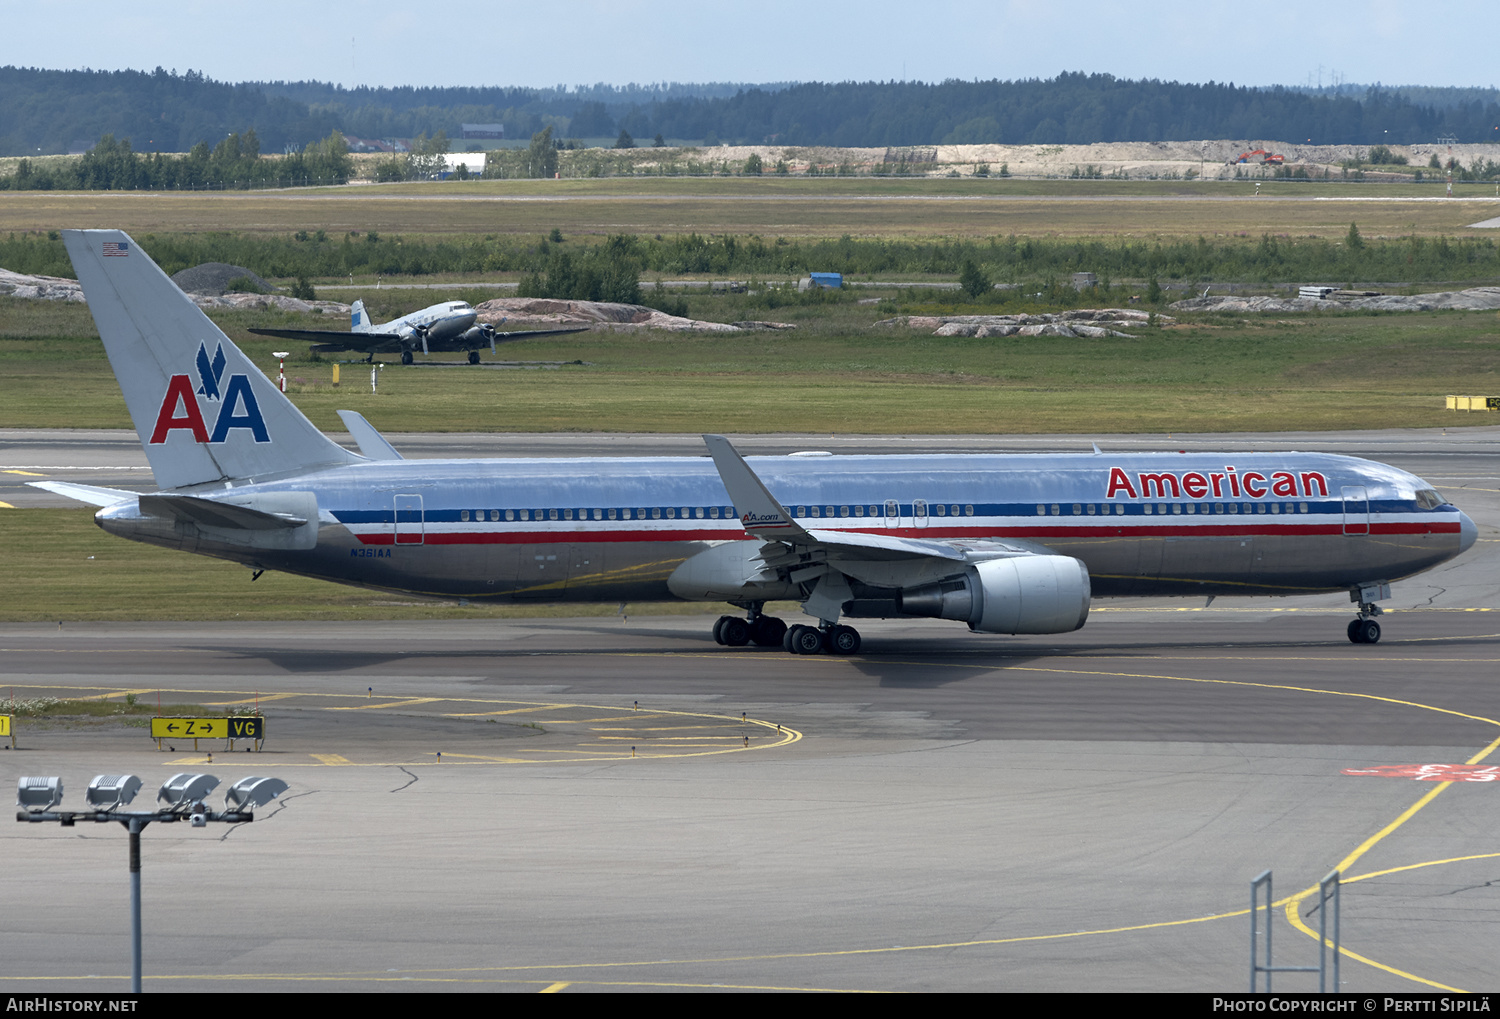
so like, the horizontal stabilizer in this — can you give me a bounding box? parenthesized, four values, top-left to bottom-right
(26, 481, 139, 507)
(336, 410, 404, 460)
(139, 494, 307, 530)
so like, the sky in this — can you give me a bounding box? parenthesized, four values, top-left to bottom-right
(2, 1, 1494, 92)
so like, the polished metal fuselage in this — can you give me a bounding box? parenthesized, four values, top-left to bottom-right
(94, 450, 1474, 605)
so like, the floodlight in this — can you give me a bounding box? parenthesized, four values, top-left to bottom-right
(224, 777, 288, 810)
(156, 773, 219, 807)
(17, 776, 63, 813)
(86, 774, 142, 811)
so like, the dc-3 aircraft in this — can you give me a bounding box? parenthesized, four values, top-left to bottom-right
(248, 298, 586, 364)
(38, 230, 1476, 652)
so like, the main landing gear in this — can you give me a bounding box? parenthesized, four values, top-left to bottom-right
(468, 350, 481, 365)
(785, 623, 861, 656)
(712, 612, 786, 647)
(711, 609, 862, 655)
(400, 350, 414, 365)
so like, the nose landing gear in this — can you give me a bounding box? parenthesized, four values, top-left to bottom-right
(1347, 583, 1390, 644)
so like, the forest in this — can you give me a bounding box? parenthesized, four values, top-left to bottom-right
(3, 66, 1499, 157)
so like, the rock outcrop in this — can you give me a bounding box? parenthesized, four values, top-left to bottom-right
(1170, 288, 1500, 313)
(875, 308, 1163, 337)
(475, 297, 793, 333)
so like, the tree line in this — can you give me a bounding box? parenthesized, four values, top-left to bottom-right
(2, 228, 1496, 287)
(4, 66, 1500, 157)
(0, 131, 354, 191)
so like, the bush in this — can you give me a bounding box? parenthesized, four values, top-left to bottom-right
(958, 260, 991, 298)
(225, 275, 267, 294)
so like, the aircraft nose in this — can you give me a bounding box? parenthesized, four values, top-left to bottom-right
(1459, 510, 1478, 553)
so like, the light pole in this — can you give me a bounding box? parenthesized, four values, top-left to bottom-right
(273, 351, 291, 392)
(18, 773, 287, 993)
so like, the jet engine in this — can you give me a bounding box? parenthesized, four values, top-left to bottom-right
(897, 555, 1090, 634)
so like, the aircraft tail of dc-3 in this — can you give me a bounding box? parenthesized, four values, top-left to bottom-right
(39, 229, 1477, 651)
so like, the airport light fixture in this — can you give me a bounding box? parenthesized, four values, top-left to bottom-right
(16, 772, 288, 993)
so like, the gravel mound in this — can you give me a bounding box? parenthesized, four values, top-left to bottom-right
(170, 263, 278, 297)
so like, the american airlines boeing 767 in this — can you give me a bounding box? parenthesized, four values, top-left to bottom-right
(36, 230, 1476, 653)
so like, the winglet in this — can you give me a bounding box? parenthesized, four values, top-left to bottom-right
(336, 410, 404, 460)
(701, 435, 810, 541)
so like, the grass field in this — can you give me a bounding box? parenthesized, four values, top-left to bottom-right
(2, 177, 1498, 240)
(4, 295, 1498, 434)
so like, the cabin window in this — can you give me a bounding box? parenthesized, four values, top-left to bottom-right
(460, 510, 470, 521)
(1172, 504, 1182, 515)
(840, 505, 850, 517)
(1214, 503, 1224, 514)
(505, 510, 514, 521)
(710, 506, 719, 518)
(965, 505, 974, 516)
(548, 509, 559, 521)
(885, 500, 898, 518)
(606, 508, 616, 520)
(810, 506, 821, 518)
(1085, 504, 1095, 515)
(665, 507, 675, 519)
(1050, 504, 1060, 515)
(1299, 502, 1309, 513)
(1143, 504, 1152, 515)
(934, 503, 946, 516)
(1037, 504, 1046, 515)
(651, 507, 661, 519)
(825, 506, 835, 517)
(854, 505, 864, 517)
(694, 507, 703, 519)
(1071, 504, 1081, 515)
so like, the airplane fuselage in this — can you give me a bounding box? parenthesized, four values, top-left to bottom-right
(94, 450, 1473, 605)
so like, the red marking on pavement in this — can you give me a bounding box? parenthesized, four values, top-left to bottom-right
(1342, 764, 1500, 783)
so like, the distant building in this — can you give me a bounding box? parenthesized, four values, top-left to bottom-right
(461, 123, 506, 140)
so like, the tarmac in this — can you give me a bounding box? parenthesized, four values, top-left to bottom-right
(2, 428, 1498, 993)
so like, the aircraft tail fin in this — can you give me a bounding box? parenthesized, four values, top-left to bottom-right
(63, 230, 361, 490)
(351, 299, 370, 332)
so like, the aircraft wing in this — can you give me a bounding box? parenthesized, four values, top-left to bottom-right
(703, 434, 1061, 618)
(246, 327, 407, 353)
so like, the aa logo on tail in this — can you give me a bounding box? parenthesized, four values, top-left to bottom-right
(149, 342, 270, 445)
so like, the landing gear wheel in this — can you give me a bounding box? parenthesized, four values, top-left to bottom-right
(468, 350, 481, 365)
(825, 624, 861, 655)
(401, 350, 414, 365)
(1349, 618, 1381, 644)
(750, 616, 787, 647)
(785, 624, 823, 655)
(713, 615, 735, 645)
(719, 617, 751, 647)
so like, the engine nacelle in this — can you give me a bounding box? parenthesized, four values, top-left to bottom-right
(667, 540, 800, 602)
(897, 555, 1090, 634)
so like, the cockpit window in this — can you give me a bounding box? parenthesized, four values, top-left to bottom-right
(1414, 489, 1448, 510)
